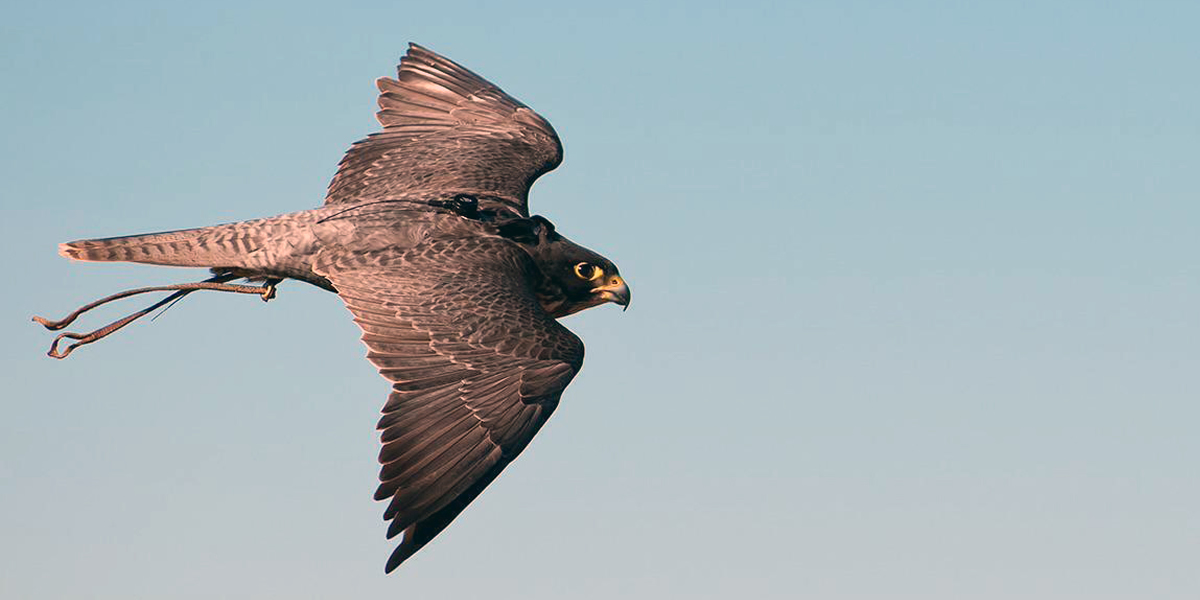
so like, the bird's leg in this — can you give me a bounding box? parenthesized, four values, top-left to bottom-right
(32, 274, 281, 359)
(259, 277, 281, 302)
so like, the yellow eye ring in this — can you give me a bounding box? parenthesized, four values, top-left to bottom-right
(574, 262, 602, 281)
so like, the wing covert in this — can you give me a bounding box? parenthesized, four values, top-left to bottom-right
(313, 234, 583, 572)
(325, 44, 563, 217)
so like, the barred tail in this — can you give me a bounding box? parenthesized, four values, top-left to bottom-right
(59, 222, 263, 269)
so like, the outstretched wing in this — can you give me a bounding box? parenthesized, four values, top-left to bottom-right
(325, 43, 563, 217)
(313, 234, 584, 572)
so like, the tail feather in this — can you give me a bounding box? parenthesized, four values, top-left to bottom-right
(59, 222, 268, 268)
(61, 228, 208, 265)
(57, 211, 325, 286)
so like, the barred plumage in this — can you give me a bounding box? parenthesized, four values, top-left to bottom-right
(38, 43, 629, 573)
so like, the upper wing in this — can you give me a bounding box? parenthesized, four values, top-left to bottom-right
(313, 234, 583, 572)
(325, 43, 563, 217)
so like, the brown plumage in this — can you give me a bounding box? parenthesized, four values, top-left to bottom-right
(38, 43, 629, 572)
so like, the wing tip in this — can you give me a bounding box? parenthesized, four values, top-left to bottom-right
(384, 555, 403, 574)
(384, 527, 420, 574)
(375, 76, 397, 92)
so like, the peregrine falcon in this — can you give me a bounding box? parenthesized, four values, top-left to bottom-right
(34, 43, 629, 573)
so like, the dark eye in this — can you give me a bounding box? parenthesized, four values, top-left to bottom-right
(574, 262, 601, 281)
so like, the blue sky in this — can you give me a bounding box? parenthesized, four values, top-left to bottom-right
(3, 1, 1198, 598)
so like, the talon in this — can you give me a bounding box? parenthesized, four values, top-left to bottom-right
(260, 279, 280, 302)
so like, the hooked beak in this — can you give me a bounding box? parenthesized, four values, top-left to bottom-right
(592, 275, 631, 311)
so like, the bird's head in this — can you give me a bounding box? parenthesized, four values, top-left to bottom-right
(500, 216, 630, 318)
(551, 250, 629, 317)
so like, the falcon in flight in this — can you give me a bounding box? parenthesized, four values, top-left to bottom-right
(35, 43, 629, 573)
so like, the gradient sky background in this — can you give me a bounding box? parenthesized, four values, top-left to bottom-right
(3, 1, 1198, 599)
